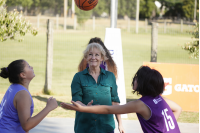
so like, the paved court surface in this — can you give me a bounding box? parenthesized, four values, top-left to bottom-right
(29, 117, 199, 133)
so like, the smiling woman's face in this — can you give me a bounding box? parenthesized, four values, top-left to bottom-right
(86, 48, 103, 68)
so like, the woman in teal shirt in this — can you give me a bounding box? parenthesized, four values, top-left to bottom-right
(71, 43, 124, 133)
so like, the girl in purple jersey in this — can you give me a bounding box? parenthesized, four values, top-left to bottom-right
(0, 59, 58, 133)
(61, 66, 182, 133)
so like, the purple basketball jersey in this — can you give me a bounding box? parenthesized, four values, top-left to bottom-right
(137, 95, 180, 133)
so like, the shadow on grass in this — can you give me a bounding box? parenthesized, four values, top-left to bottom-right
(60, 24, 74, 29)
(32, 96, 71, 106)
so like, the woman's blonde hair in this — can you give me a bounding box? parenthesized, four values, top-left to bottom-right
(83, 43, 108, 61)
(78, 37, 118, 79)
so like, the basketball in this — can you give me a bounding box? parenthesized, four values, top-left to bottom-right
(74, 0, 98, 11)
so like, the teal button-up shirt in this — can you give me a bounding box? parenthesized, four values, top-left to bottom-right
(71, 67, 120, 133)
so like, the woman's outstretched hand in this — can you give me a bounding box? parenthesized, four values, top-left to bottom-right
(87, 100, 93, 106)
(60, 101, 83, 111)
(60, 100, 94, 111)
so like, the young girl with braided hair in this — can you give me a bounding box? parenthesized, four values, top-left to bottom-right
(0, 59, 58, 133)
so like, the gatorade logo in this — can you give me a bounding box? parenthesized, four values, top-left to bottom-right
(88, 0, 95, 4)
(174, 84, 199, 92)
(163, 78, 172, 95)
(163, 78, 199, 95)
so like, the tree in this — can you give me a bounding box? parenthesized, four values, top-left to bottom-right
(117, 0, 137, 18)
(6, 0, 33, 15)
(182, 0, 199, 20)
(125, 0, 137, 18)
(157, 0, 199, 20)
(163, 2, 184, 19)
(92, 0, 109, 16)
(75, 6, 92, 26)
(182, 21, 199, 59)
(20, 0, 33, 15)
(53, 0, 63, 16)
(29, 0, 40, 15)
(118, 0, 127, 18)
(0, 0, 38, 42)
(39, 0, 56, 15)
(139, 0, 157, 19)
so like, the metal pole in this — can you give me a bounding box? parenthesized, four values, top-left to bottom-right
(72, 0, 75, 18)
(110, 0, 118, 28)
(194, 0, 197, 20)
(127, 18, 130, 32)
(93, 16, 95, 31)
(164, 19, 166, 33)
(37, 15, 40, 29)
(74, 15, 77, 30)
(181, 19, 183, 33)
(64, 0, 67, 30)
(145, 18, 147, 33)
(151, 22, 158, 62)
(135, 0, 140, 33)
(56, 14, 59, 30)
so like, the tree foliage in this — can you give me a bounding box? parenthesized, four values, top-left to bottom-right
(0, 0, 38, 42)
(118, 0, 127, 17)
(118, 0, 136, 18)
(4, 0, 199, 20)
(125, 0, 137, 18)
(158, 0, 199, 20)
(92, 0, 109, 16)
(182, 0, 199, 20)
(140, 0, 157, 18)
(182, 21, 199, 59)
(75, 6, 92, 25)
(162, 2, 184, 19)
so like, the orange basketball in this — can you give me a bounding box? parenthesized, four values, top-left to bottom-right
(75, 0, 98, 11)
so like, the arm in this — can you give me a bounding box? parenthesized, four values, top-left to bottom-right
(112, 102, 125, 133)
(71, 73, 83, 102)
(61, 100, 145, 115)
(162, 96, 182, 120)
(15, 91, 58, 132)
(110, 73, 120, 103)
(76, 100, 93, 106)
(110, 73, 125, 133)
(61, 100, 151, 120)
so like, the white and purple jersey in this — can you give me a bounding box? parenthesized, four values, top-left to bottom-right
(0, 84, 34, 133)
(137, 95, 180, 133)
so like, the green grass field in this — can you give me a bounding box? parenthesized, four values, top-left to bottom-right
(0, 30, 198, 123)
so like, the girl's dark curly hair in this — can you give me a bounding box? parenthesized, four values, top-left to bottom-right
(78, 37, 118, 78)
(132, 66, 164, 97)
